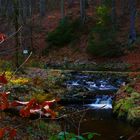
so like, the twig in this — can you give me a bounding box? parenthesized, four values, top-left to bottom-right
(42, 105, 106, 120)
(78, 109, 87, 136)
(9, 51, 33, 80)
(127, 128, 140, 140)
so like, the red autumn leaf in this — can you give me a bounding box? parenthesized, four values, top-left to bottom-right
(0, 93, 9, 110)
(0, 127, 16, 140)
(26, 98, 36, 108)
(20, 99, 37, 117)
(0, 33, 7, 43)
(0, 128, 5, 139)
(42, 98, 59, 107)
(9, 129, 17, 139)
(20, 108, 30, 117)
(0, 73, 8, 84)
(42, 101, 54, 107)
(44, 108, 56, 119)
(0, 102, 9, 110)
(11, 101, 22, 107)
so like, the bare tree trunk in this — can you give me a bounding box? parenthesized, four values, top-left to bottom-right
(129, 0, 136, 45)
(80, 0, 86, 23)
(111, 0, 117, 29)
(40, 0, 46, 17)
(13, 0, 20, 68)
(61, 0, 65, 19)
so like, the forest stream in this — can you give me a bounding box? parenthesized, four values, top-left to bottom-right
(59, 72, 139, 140)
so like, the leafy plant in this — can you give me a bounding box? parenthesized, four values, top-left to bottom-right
(113, 98, 135, 118)
(125, 85, 134, 93)
(49, 131, 100, 140)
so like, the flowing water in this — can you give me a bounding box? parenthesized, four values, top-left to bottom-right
(61, 72, 139, 140)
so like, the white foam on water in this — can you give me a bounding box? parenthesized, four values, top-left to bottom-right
(89, 103, 112, 109)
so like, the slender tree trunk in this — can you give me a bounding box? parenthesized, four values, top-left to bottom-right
(61, 0, 65, 19)
(111, 0, 117, 29)
(129, 0, 136, 44)
(7, 0, 14, 18)
(13, 0, 19, 68)
(80, 0, 86, 23)
(40, 0, 46, 17)
(0, 0, 2, 16)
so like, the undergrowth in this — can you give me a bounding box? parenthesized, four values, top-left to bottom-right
(46, 18, 82, 48)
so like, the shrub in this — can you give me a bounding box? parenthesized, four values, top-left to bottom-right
(46, 18, 81, 47)
(87, 5, 123, 57)
(87, 28, 123, 57)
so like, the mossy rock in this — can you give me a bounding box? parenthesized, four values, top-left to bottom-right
(127, 107, 140, 126)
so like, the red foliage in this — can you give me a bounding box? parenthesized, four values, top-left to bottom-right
(43, 108, 56, 119)
(0, 93, 9, 110)
(20, 99, 37, 117)
(0, 92, 58, 118)
(0, 128, 5, 139)
(0, 73, 8, 84)
(0, 33, 7, 42)
(0, 127, 16, 140)
(9, 128, 17, 139)
(0, 74, 58, 119)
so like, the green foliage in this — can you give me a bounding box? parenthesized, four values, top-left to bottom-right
(96, 5, 110, 27)
(49, 131, 100, 140)
(87, 29, 123, 57)
(27, 120, 61, 139)
(27, 59, 44, 68)
(101, 0, 112, 7)
(124, 85, 134, 93)
(127, 107, 140, 125)
(113, 98, 135, 118)
(46, 18, 81, 47)
(131, 92, 140, 99)
(0, 59, 14, 71)
(87, 5, 123, 57)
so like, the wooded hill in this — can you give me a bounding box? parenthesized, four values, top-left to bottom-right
(0, 0, 140, 70)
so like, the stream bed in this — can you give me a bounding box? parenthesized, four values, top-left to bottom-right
(59, 72, 139, 140)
